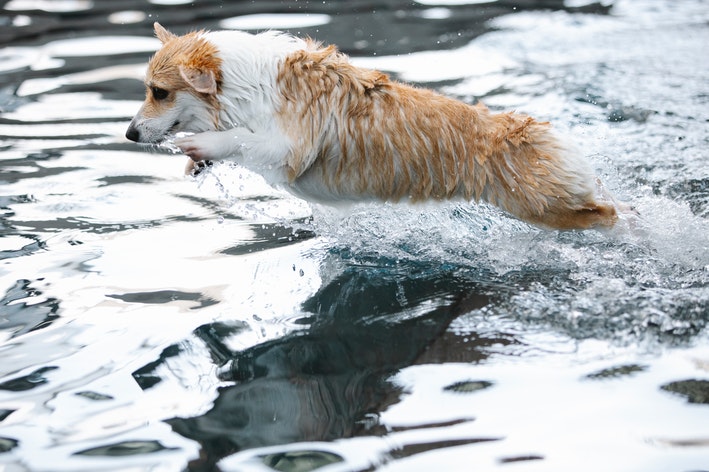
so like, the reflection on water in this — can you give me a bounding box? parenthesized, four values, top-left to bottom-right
(1, 0, 708, 471)
(169, 258, 496, 470)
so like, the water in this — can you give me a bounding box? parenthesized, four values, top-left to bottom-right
(1, 1, 708, 471)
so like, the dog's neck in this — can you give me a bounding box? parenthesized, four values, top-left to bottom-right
(204, 30, 306, 132)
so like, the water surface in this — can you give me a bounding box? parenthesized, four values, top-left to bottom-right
(1, 1, 708, 471)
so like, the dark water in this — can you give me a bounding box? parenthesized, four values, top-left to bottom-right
(1, 1, 708, 471)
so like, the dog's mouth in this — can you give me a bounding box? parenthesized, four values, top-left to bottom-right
(168, 120, 181, 134)
(151, 120, 182, 149)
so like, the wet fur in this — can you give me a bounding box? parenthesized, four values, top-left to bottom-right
(127, 23, 620, 230)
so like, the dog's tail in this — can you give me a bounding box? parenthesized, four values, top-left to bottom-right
(475, 112, 624, 230)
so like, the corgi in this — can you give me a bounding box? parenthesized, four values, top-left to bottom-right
(126, 22, 623, 230)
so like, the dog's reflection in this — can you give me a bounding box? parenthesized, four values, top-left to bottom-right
(168, 259, 513, 470)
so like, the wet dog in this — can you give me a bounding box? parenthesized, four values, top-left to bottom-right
(126, 23, 622, 230)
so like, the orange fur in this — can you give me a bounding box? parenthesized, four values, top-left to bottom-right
(143, 28, 223, 126)
(276, 44, 617, 230)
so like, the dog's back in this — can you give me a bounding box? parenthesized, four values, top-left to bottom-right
(274, 45, 618, 229)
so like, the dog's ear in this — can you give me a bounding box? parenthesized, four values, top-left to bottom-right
(179, 66, 218, 95)
(154, 22, 177, 44)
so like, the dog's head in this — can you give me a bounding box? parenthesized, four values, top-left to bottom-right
(126, 23, 223, 144)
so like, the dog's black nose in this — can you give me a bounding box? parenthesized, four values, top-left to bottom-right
(125, 125, 140, 142)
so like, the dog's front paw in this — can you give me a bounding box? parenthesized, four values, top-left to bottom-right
(185, 158, 213, 176)
(176, 131, 223, 162)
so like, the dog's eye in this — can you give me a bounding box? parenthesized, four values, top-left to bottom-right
(151, 86, 169, 100)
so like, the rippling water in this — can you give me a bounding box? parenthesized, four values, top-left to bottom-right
(1, 1, 708, 471)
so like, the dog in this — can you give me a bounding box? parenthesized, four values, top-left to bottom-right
(126, 22, 622, 230)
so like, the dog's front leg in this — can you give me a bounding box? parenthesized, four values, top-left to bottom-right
(176, 128, 249, 162)
(177, 127, 289, 173)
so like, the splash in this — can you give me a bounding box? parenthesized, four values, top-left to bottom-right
(157, 131, 194, 154)
(302, 190, 708, 345)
